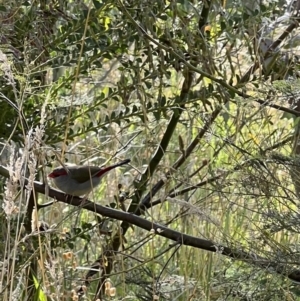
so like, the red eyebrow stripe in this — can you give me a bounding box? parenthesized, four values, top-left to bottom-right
(48, 169, 68, 178)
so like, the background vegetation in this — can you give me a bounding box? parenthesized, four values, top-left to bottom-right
(1, 0, 300, 300)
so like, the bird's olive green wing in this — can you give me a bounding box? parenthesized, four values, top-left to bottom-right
(67, 166, 101, 183)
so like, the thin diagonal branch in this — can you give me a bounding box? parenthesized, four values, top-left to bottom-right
(1, 165, 299, 284)
(139, 104, 225, 210)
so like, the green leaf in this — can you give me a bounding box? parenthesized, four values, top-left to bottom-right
(32, 275, 47, 301)
(92, 0, 103, 9)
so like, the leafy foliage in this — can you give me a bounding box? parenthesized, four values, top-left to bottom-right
(1, 0, 300, 300)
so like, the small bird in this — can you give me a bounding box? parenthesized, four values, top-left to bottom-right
(48, 159, 130, 196)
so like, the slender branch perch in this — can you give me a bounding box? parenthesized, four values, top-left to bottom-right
(0, 164, 299, 283)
